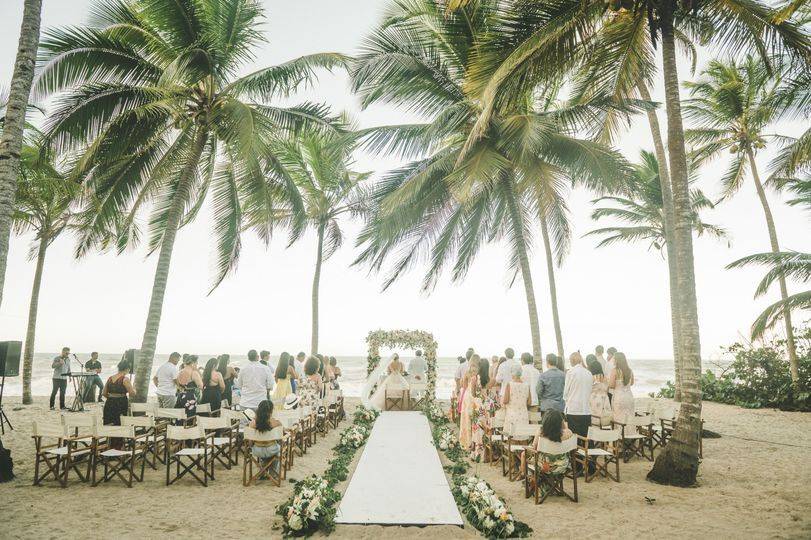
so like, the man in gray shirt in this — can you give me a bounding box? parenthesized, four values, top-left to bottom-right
(50, 346, 72, 410)
(537, 353, 565, 413)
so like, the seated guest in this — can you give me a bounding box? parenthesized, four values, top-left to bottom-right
(537, 354, 565, 413)
(272, 352, 297, 400)
(520, 352, 540, 411)
(103, 358, 136, 448)
(200, 357, 226, 413)
(532, 410, 574, 482)
(609, 352, 635, 423)
(248, 400, 283, 472)
(563, 352, 593, 438)
(176, 355, 203, 416)
(586, 354, 612, 426)
(237, 349, 275, 412)
(83, 352, 104, 403)
(501, 363, 530, 433)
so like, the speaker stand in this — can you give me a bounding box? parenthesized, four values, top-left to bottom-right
(0, 375, 12, 435)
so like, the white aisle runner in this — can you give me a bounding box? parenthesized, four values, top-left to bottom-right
(336, 411, 463, 526)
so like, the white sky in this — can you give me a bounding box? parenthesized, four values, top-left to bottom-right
(0, 0, 808, 361)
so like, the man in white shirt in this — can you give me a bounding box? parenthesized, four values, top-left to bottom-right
(294, 351, 306, 378)
(495, 348, 520, 395)
(594, 345, 608, 375)
(606, 346, 617, 403)
(408, 350, 427, 381)
(237, 349, 275, 411)
(153, 351, 180, 409)
(454, 348, 474, 391)
(563, 351, 594, 438)
(520, 352, 541, 410)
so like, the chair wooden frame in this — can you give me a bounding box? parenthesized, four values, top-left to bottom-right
(121, 415, 163, 468)
(501, 423, 538, 481)
(164, 426, 213, 486)
(242, 426, 285, 486)
(524, 435, 579, 504)
(614, 414, 654, 462)
(485, 410, 505, 465)
(385, 387, 408, 411)
(576, 428, 621, 483)
(219, 408, 246, 465)
(155, 407, 192, 427)
(409, 383, 427, 411)
(129, 402, 157, 417)
(32, 422, 75, 487)
(197, 415, 237, 470)
(90, 425, 147, 487)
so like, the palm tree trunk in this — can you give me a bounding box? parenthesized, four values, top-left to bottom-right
(503, 179, 543, 365)
(746, 148, 800, 385)
(539, 215, 563, 361)
(638, 81, 683, 401)
(22, 229, 48, 405)
(0, 0, 43, 310)
(647, 5, 703, 487)
(133, 129, 208, 401)
(311, 222, 325, 355)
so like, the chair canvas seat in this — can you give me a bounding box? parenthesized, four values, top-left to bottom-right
(577, 448, 613, 457)
(207, 437, 231, 446)
(623, 433, 645, 440)
(46, 446, 91, 456)
(100, 448, 141, 458)
(175, 447, 206, 456)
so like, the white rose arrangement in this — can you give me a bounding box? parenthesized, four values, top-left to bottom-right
(451, 475, 529, 538)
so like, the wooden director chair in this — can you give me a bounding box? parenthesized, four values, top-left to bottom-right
(524, 435, 579, 504)
(242, 426, 286, 486)
(576, 427, 621, 483)
(165, 425, 213, 487)
(90, 425, 147, 487)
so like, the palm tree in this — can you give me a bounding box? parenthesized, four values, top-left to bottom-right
(36, 0, 346, 400)
(351, 0, 631, 364)
(13, 143, 77, 404)
(451, 0, 809, 487)
(684, 56, 800, 385)
(586, 150, 727, 252)
(246, 130, 369, 354)
(0, 0, 43, 310)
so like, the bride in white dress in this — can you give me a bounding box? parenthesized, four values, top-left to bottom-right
(365, 353, 410, 410)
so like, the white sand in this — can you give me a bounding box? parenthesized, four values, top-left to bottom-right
(1, 397, 809, 539)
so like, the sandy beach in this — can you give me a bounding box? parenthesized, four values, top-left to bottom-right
(1, 397, 809, 539)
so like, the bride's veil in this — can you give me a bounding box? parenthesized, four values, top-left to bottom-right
(361, 353, 397, 408)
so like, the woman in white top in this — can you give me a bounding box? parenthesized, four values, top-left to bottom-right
(609, 352, 635, 423)
(501, 363, 531, 433)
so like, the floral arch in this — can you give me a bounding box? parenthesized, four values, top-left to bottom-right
(366, 329, 438, 401)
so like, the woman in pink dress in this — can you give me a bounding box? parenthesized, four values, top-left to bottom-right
(609, 352, 635, 424)
(459, 358, 481, 448)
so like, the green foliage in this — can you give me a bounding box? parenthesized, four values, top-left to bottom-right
(657, 328, 811, 411)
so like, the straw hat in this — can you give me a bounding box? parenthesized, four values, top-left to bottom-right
(284, 394, 300, 410)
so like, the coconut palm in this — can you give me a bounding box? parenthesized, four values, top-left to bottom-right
(0, 0, 43, 310)
(452, 0, 810, 487)
(684, 56, 801, 385)
(586, 150, 727, 252)
(246, 129, 369, 355)
(352, 0, 631, 364)
(36, 0, 346, 400)
(13, 143, 78, 405)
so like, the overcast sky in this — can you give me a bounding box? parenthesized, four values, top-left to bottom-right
(0, 0, 808, 361)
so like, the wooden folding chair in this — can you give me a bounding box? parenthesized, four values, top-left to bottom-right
(634, 397, 656, 416)
(90, 425, 146, 487)
(525, 435, 579, 504)
(32, 421, 75, 487)
(129, 402, 157, 417)
(61, 412, 99, 451)
(165, 425, 213, 486)
(299, 406, 317, 448)
(196, 403, 212, 417)
(242, 426, 285, 486)
(485, 410, 505, 465)
(528, 411, 543, 424)
(325, 391, 341, 428)
(409, 383, 427, 410)
(155, 407, 191, 427)
(614, 414, 654, 462)
(501, 423, 538, 481)
(219, 408, 247, 465)
(122, 415, 163, 468)
(197, 416, 237, 470)
(577, 427, 621, 483)
(659, 407, 704, 458)
(385, 386, 408, 411)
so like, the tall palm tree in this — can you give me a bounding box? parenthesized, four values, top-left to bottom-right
(246, 130, 369, 354)
(452, 0, 809, 487)
(351, 0, 631, 364)
(587, 150, 727, 251)
(36, 0, 346, 400)
(684, 56, 800, 385)
(0, 0, 43, 310)
(13, 143, 78, 404)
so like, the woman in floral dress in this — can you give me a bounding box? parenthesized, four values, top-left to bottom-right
(298, 356, 323, 408)
(609, 352, 635, 423)
(459, 359, 481, 448)
(586, 354, 612, 427)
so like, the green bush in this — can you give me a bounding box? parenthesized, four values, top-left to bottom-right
(656, 327, 811, 411)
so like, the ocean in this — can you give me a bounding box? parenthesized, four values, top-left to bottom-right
(3, 352, 678, 399)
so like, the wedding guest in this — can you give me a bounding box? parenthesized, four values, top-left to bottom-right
(520, 352, 541, 411)
(323, 355, 337, 388)
(299, 356, 323, 407)
(294, 352, 306, 378)
(260, 350, 274, 372)
(81, 352, 104, 403)
(606, 346, 617, 404)
(478, 356, 490, 389)
(458, 355, 479, 416)
(609, 352, 635, 423)
(237, 349, 275, 412)
(563, 352, 593, 438)
(200, 357, 226, 413)
(495, 348, 520, 395)
(154, 352, 180, 409)
(408, 350, 427, 381)
(454, 348, 474, 391)
(103, 358, 136, 448)
(501, 363, 530, 433)
(459, 360, 481, 449)
(49, 347, 71, 410)
(272, 352, 297, 400)
(248, 400, 283, 472)
(537, 354, 565, 413)
(586, 354, 612, 426)
(176, 355, 203, 416)
(488, 355, 500, 384)
(217, 354, 236, 406)
(595, 345, 608, 374)
(329, 357, 342, 386)
(532, 410, 574, 481)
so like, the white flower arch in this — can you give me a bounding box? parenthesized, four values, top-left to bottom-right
(365, 329, 438, 401)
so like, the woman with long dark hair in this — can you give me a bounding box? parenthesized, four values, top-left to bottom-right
(586, 354, 612, 426)
(218, 354, 235, 405)
(248, 400, 283, 471)
(175, 355, 203, 417)
(200, 357, 225, 413)
(272, 352, 297, 400)
(103, 357, 136, 448)
(609, 352, 635, 423)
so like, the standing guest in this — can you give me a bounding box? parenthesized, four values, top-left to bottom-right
(563, 352, 593, 438)
(537, 354, 565, 413)
(586, 354, 612, 426)
(83, 352, 104, 403)
(153, 352, 180, 409)
(606, 347, 617, 404)
(272, 352, 297, 400)
(520, 352, 541, 411)
(259, 350, 274, 372)
(454, 348, 474, 391)
(329, 357, 342, 387)
(477, 356, 490, 389)
(103, 358, 136, 448)
(217, 354, 236, 406)
(237, 349, 275, 412)
(495, 348, 521, 395)
(200, 358, 226, 413)
(248, 400, 283, 472)
(501, 363, 530, 433)
(176, 355, 203, 417)
(323, 354, 336, 388)
(299, 356, 323, 407)
(488, 356, 500, 385)
(594, 345, 608, 374)
(408, 350, 427, 381)
(49, 347, 72, 410)
(294, 352, 307, 378)
(459, 360, 481, 449)
(609, 352, 635, 423)
(458, 355, 480, 416)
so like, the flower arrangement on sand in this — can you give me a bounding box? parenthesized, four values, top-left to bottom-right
(453, 476, 530, 538)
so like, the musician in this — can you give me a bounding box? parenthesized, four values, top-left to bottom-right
(83, 352, 104, 403)
(49, 347, 71, 410)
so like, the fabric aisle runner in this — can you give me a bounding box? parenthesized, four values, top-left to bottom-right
(335, 411, 464, 525)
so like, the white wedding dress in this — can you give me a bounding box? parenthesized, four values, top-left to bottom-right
(366, 358, 410, 411)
